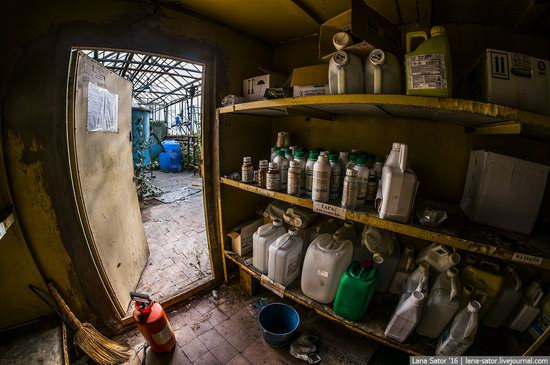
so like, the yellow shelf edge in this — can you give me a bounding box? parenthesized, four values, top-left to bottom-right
(220, 177, 549, 270)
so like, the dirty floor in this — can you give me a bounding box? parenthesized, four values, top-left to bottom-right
(131, 171, 213, 311)
(118, 284, 409, 365)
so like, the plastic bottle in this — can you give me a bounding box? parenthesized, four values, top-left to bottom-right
(285, 148, 294, 162)
(339, 151, 350, 172)
(268, 227, 304, 287)
(301, 233, 354, 303)
(258, 160, 268, 189)
(361, 225, 396, 264)
(266, 162, 280, 191)
(373, 157, 384, 179)
(293, 151, 306, 191)
(273, 150, 289, 192)
(388, 244, 415, 294)
(416, 268, 461, 339)
(346, 152, 357, 170)
(271, 147, 280, 162)
(374, 240, 401, 292)
(508, 280, 544, 332)
(353, 156, 369, 206)
(416, 243, 461, 275)
(384, 291, 425, 342)
(405, 26, 452, 98)
(328, 154, 341, 200)
(334, 220, 356, 242)
(333, 261, 379, 321)
(378, 143, 418, 223)
(341, 168, 359, 210)
(436, 301, 481, 356)
(312, 154, 331, 203)
(287, 160, 301, 196)
(241, 156, 254, 183)
(400, 263, 430, 304)
(528, 293, 550, 339)
(459, 284, 476, 310)
(460, 260, 504, 318)
(305, 151, 318, 197)
(483, 263, 523, 328)
(366, 170, 378, 202)
(252, 219, 286, 274)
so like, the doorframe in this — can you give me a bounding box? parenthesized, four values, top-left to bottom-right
(67, 47, 224, 323)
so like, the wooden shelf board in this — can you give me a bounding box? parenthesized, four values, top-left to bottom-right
(220, 177, 550, 270)
(218, 95, 550, 131)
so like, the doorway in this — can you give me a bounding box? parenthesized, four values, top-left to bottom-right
(68, 49, 213, 316)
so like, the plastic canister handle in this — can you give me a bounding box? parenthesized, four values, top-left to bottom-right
(399, 144, 408, 171)
(406, 31, 428, 53)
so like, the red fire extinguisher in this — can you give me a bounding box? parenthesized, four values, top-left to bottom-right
(130, 292, 176, 352)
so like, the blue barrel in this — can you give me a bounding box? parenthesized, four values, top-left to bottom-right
(162, 140, 182, 172)
(159, 152, 170, 172)
(131, 107, 151, 166)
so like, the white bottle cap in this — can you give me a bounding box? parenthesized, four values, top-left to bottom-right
(467, 300, 481, 313)
(449, 253, 461, 266)
(269, 162, 278, 169)
(243, 156, 251, 163)
(392, 142, 401, 151)
(372, 252, 384, 264)
(317, 154, 328, 162)
(259, 160, 268, 167)
(447, 267, 459, 278)
(411, 291, 425, 304)
(272, 218, 283, 227)
(332, 32, 353, 50)
(288, 227, 299, 236)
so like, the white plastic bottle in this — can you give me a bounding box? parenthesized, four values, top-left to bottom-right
(273, 150, 289, 192)
(483, 263, 523, 328)
(252, 219, 286, 274)
(437, 301, 481, 356)
(400, 263, 430, 304)
(287, 160, 301, 196)
(305, 151, 318, 197)
(293, 151, 306, 191)
(268, 227, 304, 287)
(385, 291, 425, 342)
(333, 220, 356, 242)
(341, 168, 359, 210)
(353, 156, 369, 206)
(416, 243, 461, 275)
(416, 268, 460, 339)
(301, 233, 353, 303)
(366, 170, 378, 202)
(312, 154, 331, 203)
(285, 148, 294, 162)
(508, 279, 544, 332)
(388, 244, 415, 294)
(328, 153, 341, 200)
(338, 151, 349, 172)
(271, 147, 280, 162)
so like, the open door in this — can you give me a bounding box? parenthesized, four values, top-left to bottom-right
(68, 51, 149, 316)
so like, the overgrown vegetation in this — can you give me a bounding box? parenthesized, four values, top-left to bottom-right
(133, 117, 161, 203)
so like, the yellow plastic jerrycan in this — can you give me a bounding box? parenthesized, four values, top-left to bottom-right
(405, 26, 452, 97)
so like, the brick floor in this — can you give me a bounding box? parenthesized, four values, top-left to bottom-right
(130, 171, 213, 311)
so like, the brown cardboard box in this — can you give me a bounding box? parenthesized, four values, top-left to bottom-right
(243, 73, 287, 102)
(290, 64, 329, 97)
(227, 217, 264, 256)
(319, 0, 402, 61)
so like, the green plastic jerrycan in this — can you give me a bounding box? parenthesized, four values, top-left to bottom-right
(333, 260, 379, 321)
(405, 26, 452, 97)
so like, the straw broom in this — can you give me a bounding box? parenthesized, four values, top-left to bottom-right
(47, 283, 131, 365)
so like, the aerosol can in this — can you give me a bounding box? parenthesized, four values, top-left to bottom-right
(131, 292, 176, 352)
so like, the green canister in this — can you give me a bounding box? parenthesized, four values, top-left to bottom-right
(333, 261, 379, 321)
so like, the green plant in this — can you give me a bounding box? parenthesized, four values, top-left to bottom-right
(133, 117, 161, 203)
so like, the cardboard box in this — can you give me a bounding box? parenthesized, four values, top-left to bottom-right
(467, 49, 550, 115)
(227, 217, 263, 256)
(290, 64, 329, 97)
(319, 0, 402, 61)
(460, 150, 549, 234)
(243, 73, 287, 102)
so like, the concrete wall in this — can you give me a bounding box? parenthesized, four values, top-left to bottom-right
(0, 0, 271, 332)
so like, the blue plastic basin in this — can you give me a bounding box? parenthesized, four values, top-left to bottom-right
(258, 303, 300, 347)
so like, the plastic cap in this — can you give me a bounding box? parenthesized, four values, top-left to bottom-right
(269, 162, 278, 169)
(447, 267, 459, 278)
(419, 262, 430, 272)
(333, 32, 352, 50)
(309, 151, 319, 160)
(467, 300, 481, 313)
(344, 220, 354, 229)
(392, 142, 401, 151)
(430, 26, 446, 36)
(294, 151, 304, 158)
(372, 253, 384, 264)
(463, 284, 475, 295)
(272, 218, 283, 227)
(288, 227, 299, 236)
(333, 50, 350, 66)
(369, 49, 386, 66)
(346, 168, 358, 177)
(274, 147, 280, 151)
(259, 160, 268, 167)
(317, 154, 328, 162)
(329, 153, 338, 161)
(355, 156, 366, 165)
(277, 150, 285, 156)
(243, 156, 251, 163)
(411, 291, 425, 304)
(449, 253, 461, 266)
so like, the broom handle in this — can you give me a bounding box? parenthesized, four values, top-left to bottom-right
(47, 283, 83, 330)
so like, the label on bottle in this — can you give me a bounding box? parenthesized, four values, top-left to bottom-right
(317, 269, 329, 278)
(313, 201, 346, 220)
(266, 173, 280, 191)
(357, 177, 368, 202)
(287, 170, 301, 196)
(312, 170, 330, 201)
(280, 165, 288, 188)
(330, 174, 341, 194)
(287, 253, 301, 277)
(241, 166, 254, 183)
(407, 53, 447, 90)
(305, 171, 314, 195)
(151, 322, 174, 345)
(341, 179, 358, 208)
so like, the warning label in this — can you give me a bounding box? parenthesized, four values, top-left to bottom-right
(407, 54, 447, 90)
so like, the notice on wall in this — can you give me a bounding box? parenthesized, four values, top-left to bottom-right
(511, 252, 543, 266)
(87, 82, 118, 133)
(313, 201, 346, 220)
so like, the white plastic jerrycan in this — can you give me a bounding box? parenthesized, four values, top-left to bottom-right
(365, 49, 402, 94)
(388, 244, 416, 294)
(400, 263, 430, 305)
(416, 243, 461, 275)
(252, 218, 286, 274)
(268, 227, 304, 287)
(416, 268, 461, 339)
(301, 233, 353, 304)
(385, 291, 425, 342)
(508, 279, 544, 332)
(483, 263, 523, 328)
(376, 143, 419, 223)
(329, 51, 364, 95)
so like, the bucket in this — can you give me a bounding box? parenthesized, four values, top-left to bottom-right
(258, 303, 300, 347)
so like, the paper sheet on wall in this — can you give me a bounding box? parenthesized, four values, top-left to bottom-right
(87, 82, 118, 133)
